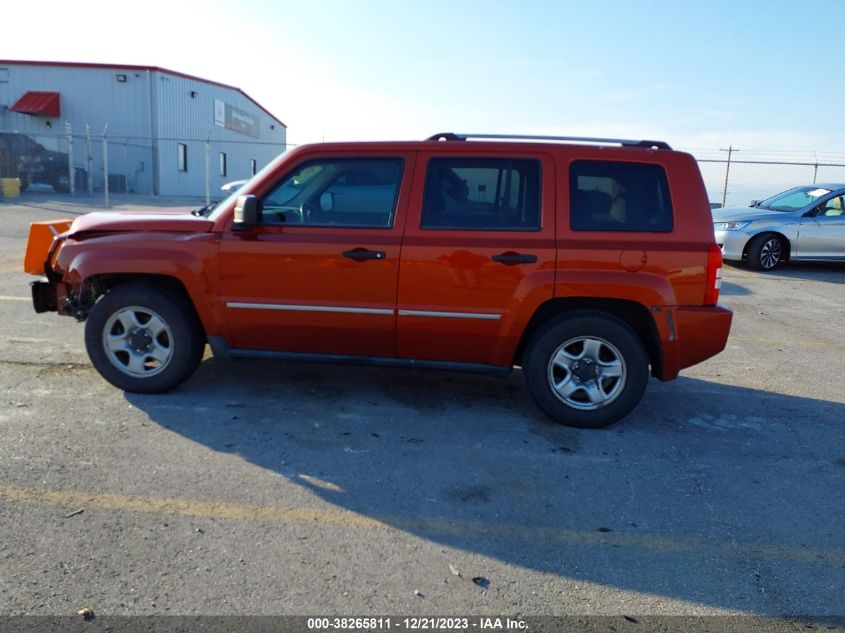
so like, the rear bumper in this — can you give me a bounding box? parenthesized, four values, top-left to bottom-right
(658, 304, 733, 380)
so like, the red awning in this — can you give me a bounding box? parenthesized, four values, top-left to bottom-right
(9, 91, 61, 117)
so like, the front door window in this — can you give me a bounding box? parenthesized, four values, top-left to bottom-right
(260, 158, 403, 228)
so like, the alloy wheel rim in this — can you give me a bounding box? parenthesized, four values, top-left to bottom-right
(102, 306, 173, 377)
(760, 238, 782, 269)
(547, 336, 627, 410)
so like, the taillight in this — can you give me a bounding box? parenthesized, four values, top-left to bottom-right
(704, 243, 722, 306)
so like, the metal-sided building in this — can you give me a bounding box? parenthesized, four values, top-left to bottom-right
(0, 60, 286, 197)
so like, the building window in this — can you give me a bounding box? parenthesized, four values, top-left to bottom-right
(177, 144, 188, 172)
(219, 152, 227, 177)
(250, 159, 257, 176)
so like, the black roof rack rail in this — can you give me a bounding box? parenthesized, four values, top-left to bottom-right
(426, 133, 671, 150)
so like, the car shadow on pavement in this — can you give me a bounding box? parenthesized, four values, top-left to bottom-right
(717, 280, 752, 296)
(726, 261, 845, 284)
(126, 359, 845, 614)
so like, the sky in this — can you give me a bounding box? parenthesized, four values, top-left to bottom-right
(2, 0, 844, 158)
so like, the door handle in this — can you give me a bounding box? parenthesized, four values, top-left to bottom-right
(491, 252, 537, 264)
(342, 249, 386, 261)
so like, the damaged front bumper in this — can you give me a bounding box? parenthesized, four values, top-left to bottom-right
(31, 279, 58, 313)
(29, 274, 90, 319)
(24, 219, 73, 275)
(24, 219, 77, 316)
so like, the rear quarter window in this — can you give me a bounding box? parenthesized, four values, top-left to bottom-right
(569, 160, 673, 232)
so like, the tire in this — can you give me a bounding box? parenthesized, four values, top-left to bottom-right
(523, 312, 649, 428)
(84, 283, 204, 393)
(52, 172, 70, 193)
(746, 233, 785, 271)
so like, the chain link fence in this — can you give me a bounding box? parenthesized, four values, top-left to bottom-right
(0, 128, 285, 206)
(2, 130, 844, 209)
(689, 148, 845, 208)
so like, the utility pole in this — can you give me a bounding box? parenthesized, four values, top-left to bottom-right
(66, 122, 75, 198)
(85, 124, 93, 195)
(719, 146, 737, 208)
(102, 124, 110, 208)
(205, 132, 211, 207)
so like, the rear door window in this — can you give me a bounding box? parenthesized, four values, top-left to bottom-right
(420, 158, 541, 230)
(569, 160, 673, 232)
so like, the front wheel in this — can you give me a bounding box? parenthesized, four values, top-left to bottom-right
(746, 233, 785, 271)
(84, 283, 204, 393)
(523, 312, 649, 428)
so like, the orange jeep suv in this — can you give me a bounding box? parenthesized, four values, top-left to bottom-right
(24, 134, 732, 427)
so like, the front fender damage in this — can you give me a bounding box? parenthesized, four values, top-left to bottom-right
(31, 273, 98, 320)
(25, 220, 93, 318)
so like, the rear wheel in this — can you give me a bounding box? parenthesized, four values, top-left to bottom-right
(523, 312, 649, 428)
(84, 283, 204, 393)
(747, 233, 785, 271)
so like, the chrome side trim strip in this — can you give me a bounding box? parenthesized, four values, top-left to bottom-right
(398, 309, 502, 321)
(226, 303, 503, 320)
(227, 302, 394, 316)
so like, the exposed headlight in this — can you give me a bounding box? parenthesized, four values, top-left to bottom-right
(713, 221, 751, 231)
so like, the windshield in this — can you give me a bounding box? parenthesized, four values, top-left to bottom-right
(207, 149, 292, 220)
(755, 186, 831, 212)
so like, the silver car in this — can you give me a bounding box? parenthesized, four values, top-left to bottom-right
(713, 184, 845, 270)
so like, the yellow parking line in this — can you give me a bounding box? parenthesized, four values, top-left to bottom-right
(1, 483, 841, 567)
(0, 483, 385, 529)
(0, 296, 29, 302)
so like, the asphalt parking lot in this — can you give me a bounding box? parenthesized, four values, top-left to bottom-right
(1, 194, 844, 622)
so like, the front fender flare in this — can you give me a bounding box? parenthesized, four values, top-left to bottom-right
(57, 233, 222, 333)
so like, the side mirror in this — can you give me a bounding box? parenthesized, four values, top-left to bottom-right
(232, 195, 258, 231)
(320, 191, 334, 212)
(750, 200, 760, 207)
